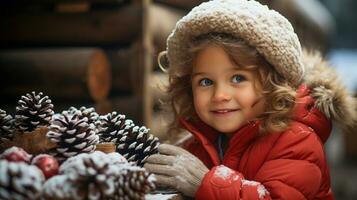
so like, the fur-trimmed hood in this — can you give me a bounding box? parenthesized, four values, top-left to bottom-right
(302, 50, 357, 131)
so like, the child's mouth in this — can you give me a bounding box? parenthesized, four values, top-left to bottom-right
(211, 109, 239, 114)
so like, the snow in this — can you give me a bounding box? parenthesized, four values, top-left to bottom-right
(214, 165, 234, 180)
(241, 180, 270, 199)
(242, 179, 259, 186)
(55, 151, 155, 199)
(0, 160, 44, 197)
(148, 174, 157, 182)
(257, 184, 269, 199)
(42, 175, 73, 199)
(145, 193, 177, 200)
(242, 179, 269, 199)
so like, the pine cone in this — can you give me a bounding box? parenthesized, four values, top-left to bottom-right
(41, 175, 75, 200)
(57, 151, 154, 200)
(97, 112, 134, 143)
(117, 126, 159, 167)
(60, 151, 127, 173)
(47, 111, 99, 162)
(46, 151, 131, 200)
(114, 166, 156, 200)
(0, 109, 15, 145)
(0, 160, 44, 200)
(15, 91, 54, 132)
(66, 106, 99, 125)
(97, 112, 160, 166)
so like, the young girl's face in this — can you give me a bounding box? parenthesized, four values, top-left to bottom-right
(191, 45, 266, 136)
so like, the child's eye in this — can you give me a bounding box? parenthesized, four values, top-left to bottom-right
(232, 74, 245, 83)
(199, 78, 213, 86)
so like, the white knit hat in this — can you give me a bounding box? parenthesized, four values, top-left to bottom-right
(166, 0, 304, 86)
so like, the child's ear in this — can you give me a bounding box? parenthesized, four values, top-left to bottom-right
(158, 51, 169, 73)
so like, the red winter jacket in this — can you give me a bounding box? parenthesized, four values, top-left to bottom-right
(180, 85, 334, 200)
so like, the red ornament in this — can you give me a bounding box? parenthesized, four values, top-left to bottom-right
(31, 154, 59, 179)
(0, 146, 32, 163)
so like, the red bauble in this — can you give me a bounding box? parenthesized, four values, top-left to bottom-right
(31, 154, 59, 179)
(0, 146, 32, 163)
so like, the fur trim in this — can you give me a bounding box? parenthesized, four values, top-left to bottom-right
(302, 50, 357, 130)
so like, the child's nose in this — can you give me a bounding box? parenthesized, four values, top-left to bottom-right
(212, 85, 232, 102)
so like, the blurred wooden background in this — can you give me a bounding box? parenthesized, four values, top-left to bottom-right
(0, 0, 337, 140)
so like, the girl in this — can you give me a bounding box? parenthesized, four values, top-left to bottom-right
(144, 0, 357, 199)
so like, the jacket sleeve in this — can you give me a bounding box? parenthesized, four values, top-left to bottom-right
(195, 125, 329, 200)
(195, 165, 271, 200)
(253, 126, 329, 200)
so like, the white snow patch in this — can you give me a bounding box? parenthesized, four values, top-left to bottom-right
(257, 184, 269, 199)
(242, 179, 259, 186)
(214, 165, 234, 180)
(148, 174, 157, 182)
(242, 179, 269, 199)
(145, 193, 176, 200)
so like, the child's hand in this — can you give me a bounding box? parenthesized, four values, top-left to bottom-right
(144, 144, 209, 197)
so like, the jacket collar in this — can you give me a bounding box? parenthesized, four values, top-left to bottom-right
(180, 118, 260, 165)
(180, 118, 220, 165)
(292, 84, 332, 143)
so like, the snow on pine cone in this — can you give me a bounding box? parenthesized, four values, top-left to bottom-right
(97, 112, 160, 166)
(0, 160, 44, 200)
(59, 151, 127, 175)
(15, 91, 54, 132)
(47, 111, 99, 162)
(41, 175, 74, 200)
(97, 112, 134, 143)
(42, 151, 155, 200)
(66, 106, 99, 125)
(0, 109, 15, 144)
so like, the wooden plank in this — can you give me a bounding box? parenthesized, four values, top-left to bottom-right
(105, 95, 143, 124)
(107, 47, 136, 94)
(142, 0, 154, 127)
(150, 3, 185, 52)
(0, 48, 111, 102)
(154, 0, 204, 10)
(0, 0, 127, 4)
(0, 3, 142, 47)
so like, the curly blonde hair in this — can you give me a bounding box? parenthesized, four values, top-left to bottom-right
(160, 33, 297, 135)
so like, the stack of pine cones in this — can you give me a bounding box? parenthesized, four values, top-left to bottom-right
(0, 91, 160, 200)
(42, 151, 155, 200)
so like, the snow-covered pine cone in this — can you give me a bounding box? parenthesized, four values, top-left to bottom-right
(59, 151, 119, 200)
(41, 175, 74, 200)
(117, 126, 160, 167)
(97, 112, 160, 166)
(59, 151, 127, 174)
(97, 112, 134, 143)
(43, 151, 151, 200)
(47, 111, 99, 162)
(0, 160, 44, 200)
(114, 166, 156, 200)
(15, 91, 54, 132)
(0, 109, 15, 144)
(66, 106, 99, 125)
